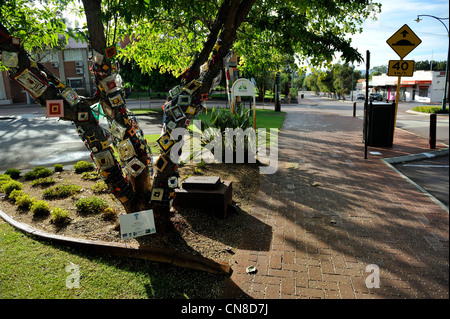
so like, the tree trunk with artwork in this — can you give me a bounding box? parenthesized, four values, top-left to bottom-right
(0, 0, 256, 235)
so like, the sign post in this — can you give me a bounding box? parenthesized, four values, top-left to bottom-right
(386, 24, 422, 137)
(364, 50, 370, 159)
(231, 78, 257, 130)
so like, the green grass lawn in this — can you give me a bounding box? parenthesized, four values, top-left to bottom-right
(0, 220, 223, 299)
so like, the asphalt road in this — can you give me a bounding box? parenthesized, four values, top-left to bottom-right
(394, 155, 449, 207)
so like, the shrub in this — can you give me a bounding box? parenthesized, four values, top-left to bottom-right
(54, 164, 64, 172)
(30, 200, 51, 216)
(101, 207, 117, 221)
(200, 104, 254, 162)
(31, 177, 56, 187)
(8, 189, 23, 201)
(1, 180, 23, 195)
(0, 174, 12, 188)
(194, 167, 203, 175)
(81, 171, 100, 180)
(15, 194, 35, 210)
(43, 184, 82, 199)
(196, 159, 206, 168)
(412, 106, 449, 114)
(75, 197, 108, 215)
(51, 207, 71, 224)
(24, 167, 53, 180)
(91, 181, 108, 193)
(4, 168, 21, 179)
(73, 161, 95, 174)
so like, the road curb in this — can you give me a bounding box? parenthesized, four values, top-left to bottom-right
(383, 148, 449, 164)
(406, 110, 449, 116)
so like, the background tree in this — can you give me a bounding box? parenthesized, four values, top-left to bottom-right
(301, 64, 361, 99)
(119, 60, 178, 93)
(303, 73, 320, 93)
(415, 60, 447, 71)
(333, 63, 357, 100)
(317, 69, 335, 98)
(369, 65, 388, 80)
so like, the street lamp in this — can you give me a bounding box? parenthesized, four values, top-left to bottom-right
(415, 15, 449, 111)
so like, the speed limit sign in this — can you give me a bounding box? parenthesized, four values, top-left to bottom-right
(388, 60, 415, 77)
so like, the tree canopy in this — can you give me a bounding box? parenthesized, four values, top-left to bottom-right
(1, 0, 381, 78)
(115, 0, 380, 75)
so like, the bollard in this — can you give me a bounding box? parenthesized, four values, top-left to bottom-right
(353, 102, 356, 117)
(429, 113, 436, 149)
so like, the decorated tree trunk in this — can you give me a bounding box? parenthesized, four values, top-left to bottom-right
(0, 0, 256, 234)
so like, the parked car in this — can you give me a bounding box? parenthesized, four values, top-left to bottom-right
(356, 93, 365, 100)
(369, 93, 383, 101)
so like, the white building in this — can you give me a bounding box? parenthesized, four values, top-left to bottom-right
(370, 70, 448, 103)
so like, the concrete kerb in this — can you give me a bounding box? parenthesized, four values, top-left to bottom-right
(383, 147, 449, 165)
(381, 148, 449, 213)
(406, 110, 449, 117)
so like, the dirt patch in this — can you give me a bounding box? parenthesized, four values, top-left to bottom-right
(0, 162, 262, 265)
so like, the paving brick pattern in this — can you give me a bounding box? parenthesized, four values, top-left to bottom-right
(222, 105, 449, 299)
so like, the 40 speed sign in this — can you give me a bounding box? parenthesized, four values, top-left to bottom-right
(388, 60, 415, 77)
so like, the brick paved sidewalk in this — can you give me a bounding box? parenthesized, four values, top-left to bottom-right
(222, 106, 449, 299)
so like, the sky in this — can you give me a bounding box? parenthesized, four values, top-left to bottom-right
(348, 0, 449, 70)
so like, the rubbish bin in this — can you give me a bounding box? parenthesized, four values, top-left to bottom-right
(367, 102, 395, 147)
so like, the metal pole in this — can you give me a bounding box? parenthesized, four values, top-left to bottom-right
(416, 15, 449, 110)
(443, 43, 449, 111)
(351, 64, 355, 102)
(393, 58, 402, 138)
(364, 50, 370, 159)
(429, 113, 437, 149)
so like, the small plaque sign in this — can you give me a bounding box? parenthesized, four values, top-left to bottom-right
(119, 209, 156, 239)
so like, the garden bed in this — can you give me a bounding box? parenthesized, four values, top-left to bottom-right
(412, 105, 449, 114)
(0, 161, 262, 265)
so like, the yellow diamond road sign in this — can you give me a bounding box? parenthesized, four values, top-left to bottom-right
(387, 24, 422, 59)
